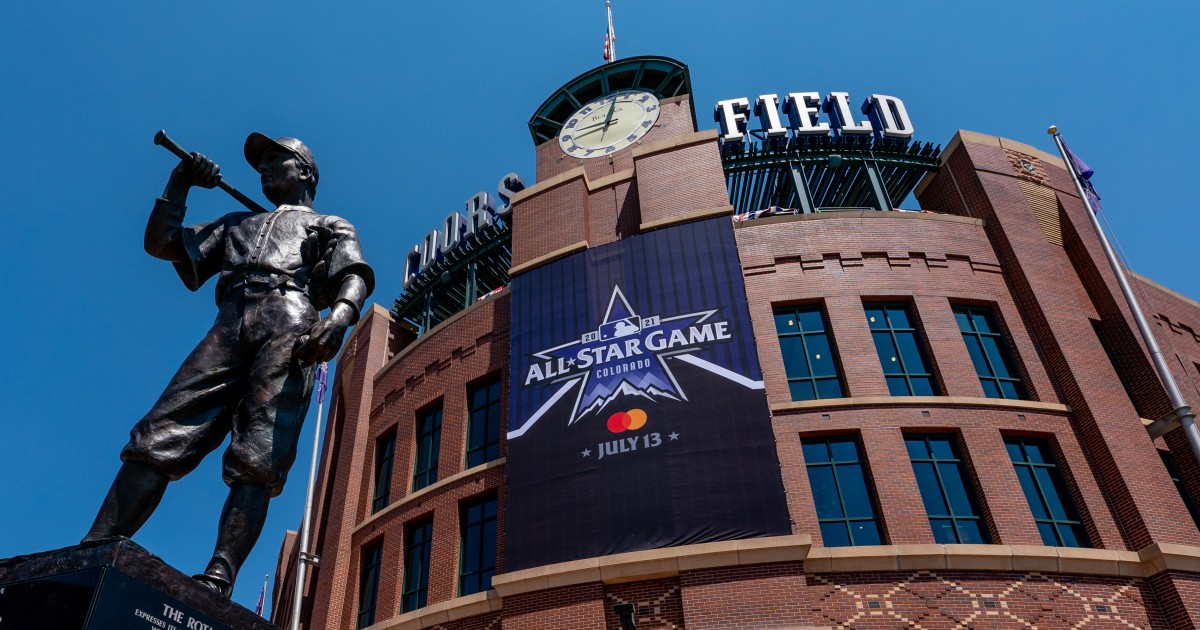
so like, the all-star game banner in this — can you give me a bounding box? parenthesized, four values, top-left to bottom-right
(505, 217, 790, 571)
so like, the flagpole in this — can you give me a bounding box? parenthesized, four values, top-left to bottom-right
(606, 1, 616, 63)
(290, 362, 329, 630)
(1048, 126, 1200, 469)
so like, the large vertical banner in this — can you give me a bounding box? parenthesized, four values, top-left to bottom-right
(506, 217, 790, 571)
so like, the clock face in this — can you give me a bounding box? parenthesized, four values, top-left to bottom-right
(558, 90, 661, 158)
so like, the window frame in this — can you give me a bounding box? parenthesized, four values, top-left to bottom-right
(773, 303, 846, 401)
(372, 429, 397, 514)
(356, 539, 383, 629)
(864, 301, 940, 396)
(904, 433, 991, 544)
(802, 435, 884, 547)
(952, 304, 1027, 400)
(412, 402, 443, 491)
(401, 517, 434, 613)
(1005, 436, 1090, 548)
(465, 375, 503, 469)
(458, 494, 498, 596)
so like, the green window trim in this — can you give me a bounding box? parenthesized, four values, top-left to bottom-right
(1006, 437, 1090, 548)
(413, 405, 442, 491)
(466, 376, 503, 469)
(953, 304, 1027, 400)
(773, 304, 845, 401)
(356, 540, 383, 629)
(905, 434, 990, 544)
(401, 518, 433, 613)
(459, 495, 498, 596)
(802, 435, 883, 547)
(865, 302, 939, 396)
(371, 430, 396, 514)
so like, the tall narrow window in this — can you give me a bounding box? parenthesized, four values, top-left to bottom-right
(372, 430, 396, 514)
(802, 436, 882, 546)
(865, 302, 938, 396)
(1006, 437, 1090, 547)
(466, 377, 503, 468)
(953, 305, 1027, 399)
(774, 304, 844, 400)
(459, 495, 497, 596)
(1159, 450, 1200, 530)
(905, 434, 990, 544)
(356, 540, 383, 629)
(402, 518, 433, 613)
(413, 404, 442, 491)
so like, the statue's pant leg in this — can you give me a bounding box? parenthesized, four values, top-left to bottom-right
(203, 289, 317, 593)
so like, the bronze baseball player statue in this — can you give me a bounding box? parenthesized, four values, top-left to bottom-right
(83, 132, 373, 597)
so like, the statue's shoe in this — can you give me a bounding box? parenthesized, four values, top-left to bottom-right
(192, 572, 233, 598)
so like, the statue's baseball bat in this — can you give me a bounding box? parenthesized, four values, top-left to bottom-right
(154, 129, 270, 213)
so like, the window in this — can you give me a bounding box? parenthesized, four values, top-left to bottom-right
(1159, 450, 1200, 529)
(905, 434, 990, 544)
(466, 377, 503, 468)
(774, 305, 845, 400)
(356, 540, 383, 629)
(402, 518, 433, 613)
(372, 430, 396, 514)
(865, 302, 938, 396)
(413, 404, 442, 491)
(459, 496, 497, 596)
(954, 305, 1026, 400)
(1005, 437, 1089, 547)
(802, 436, 882, 546)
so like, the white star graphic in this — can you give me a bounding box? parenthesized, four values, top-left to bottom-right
(668, 432, 680, 441)
(581, 448, 592, 457)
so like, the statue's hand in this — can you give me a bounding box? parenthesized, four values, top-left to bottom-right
(169, 152, 222, 190)
(294, 303, 355, 366)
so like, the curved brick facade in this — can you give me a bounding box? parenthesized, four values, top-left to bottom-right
(272, 103, 1200, 628)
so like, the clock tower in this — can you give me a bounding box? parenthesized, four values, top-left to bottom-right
(509, 56, 732, 275)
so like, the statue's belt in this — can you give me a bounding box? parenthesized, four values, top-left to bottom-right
(226, 271, 310, 294)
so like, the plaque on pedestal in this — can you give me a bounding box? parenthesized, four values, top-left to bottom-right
(0, 538, 277, 630)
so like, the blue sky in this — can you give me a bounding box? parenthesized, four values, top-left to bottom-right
(2, 0, 1198, 613)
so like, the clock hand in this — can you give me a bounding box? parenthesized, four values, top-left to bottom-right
(598, 99, 619, 140)
(573, 118, 618, 133)
(573, 119, 619, 139)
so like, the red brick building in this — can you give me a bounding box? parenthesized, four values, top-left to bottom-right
(273, 58, 1200, 629)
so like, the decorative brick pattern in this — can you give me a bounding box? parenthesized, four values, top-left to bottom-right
(808, 570, 1165, 629)
(604, 577, 684, 629)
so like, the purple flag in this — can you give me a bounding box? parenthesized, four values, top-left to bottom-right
(316, 362, 329, 404)
(254, 574, 268, 616)
(1063, 141, 1102, 211)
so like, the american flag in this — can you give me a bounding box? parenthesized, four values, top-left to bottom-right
(603, 1, 615, 62)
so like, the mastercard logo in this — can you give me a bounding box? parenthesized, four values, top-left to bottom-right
(607, 409, 648, 433)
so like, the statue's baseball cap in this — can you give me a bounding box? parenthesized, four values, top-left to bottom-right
(244, 133, 319, 186)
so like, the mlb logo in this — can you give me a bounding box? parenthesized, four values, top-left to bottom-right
(599, 317, 640, 340)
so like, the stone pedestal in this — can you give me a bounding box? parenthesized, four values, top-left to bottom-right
(0, 538, 276, 630)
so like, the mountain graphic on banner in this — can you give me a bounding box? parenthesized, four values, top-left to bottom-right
(579, 375, 681, 417)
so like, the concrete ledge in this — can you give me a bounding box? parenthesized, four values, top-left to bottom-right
(771, 396, 1070, 415)
(806, 544, 1144, 577)
(370, 590, 502, 630)
(509, 241, 588, 277)
(631, 128, 719, 159)
(354, 459, 506, 535)
(639, 205, 733, 232)
(491, 534, 811, 598)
